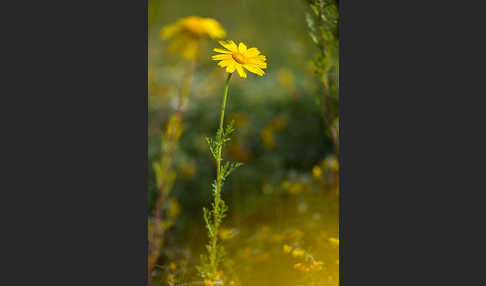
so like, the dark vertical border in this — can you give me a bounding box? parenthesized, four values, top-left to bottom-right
(3, 0, 148, 284)
(339, 0, 482, 285)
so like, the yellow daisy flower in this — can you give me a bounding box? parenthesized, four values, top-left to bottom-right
(292, 248, 305, 258)
(212, 41, 267, 78)
(161, 16, 226, 59)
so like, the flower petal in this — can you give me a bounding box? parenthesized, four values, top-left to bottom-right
(218, 59, 233, 68)
(247, 60, 267, 69)
(213, 48, 232, 54)
(236, 64, 247, 78)
(244, 48, 260, 57)
(226, 63, 236, 73)
(238, 42, 247, 53)
(212, 54, 232, 60)
(243, 64, 265, 76)
(218, 40, 238, 52)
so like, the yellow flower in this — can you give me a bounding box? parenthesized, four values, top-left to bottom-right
(162, 16, 226, 59)
(204, 279, 214, 286)
(283, 244, 292, 254)
(293, 263, 309, 273)
(169, 262, 177, 270)
(293, 262, 304, 270)
(292, 249, 305, 258)
(216, 271, 223, 279)
(312, 165, 323, 179)
(212, 41, 267, 78)
(310, 260, 324, 272)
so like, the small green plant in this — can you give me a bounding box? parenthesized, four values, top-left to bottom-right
(198, 73, 243, 282)
(199, 40, 268, 283)
(305, 0, 340, 156)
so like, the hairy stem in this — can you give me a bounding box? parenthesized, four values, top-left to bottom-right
(209, 72, 232, 277)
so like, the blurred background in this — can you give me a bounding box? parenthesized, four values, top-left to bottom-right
(148, 0, 339, 285)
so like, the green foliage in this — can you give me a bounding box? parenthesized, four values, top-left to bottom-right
(305, 0, 340, 154)
(306, 0, 339, 79)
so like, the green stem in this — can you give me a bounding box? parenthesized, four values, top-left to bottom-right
(209, 72, 232, 277)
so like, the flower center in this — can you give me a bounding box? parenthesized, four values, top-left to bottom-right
(232, 52, 247, 64)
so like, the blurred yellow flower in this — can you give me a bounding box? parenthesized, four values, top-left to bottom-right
(294, 260, 324, 273)
(293, 262, 309, 272)
(312, 165, 323, 179)
(310, 260, 324, 272)
(204, 279, 214, 286)
(169, 262, 177, 270)
(292, 249, 305, 258)
(162, 16, 226, 59)
(212, 41, 267, 78)
(283, 244, 292, 253)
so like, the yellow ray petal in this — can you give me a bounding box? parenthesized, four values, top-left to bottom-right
(236, 64, 247, 78)
(247, 59, 267, 68)
(213, 48, 232, 54)
(243, 64, 265, 76)
(244, 47, 260, 57)
(219, 40, 238, 52)
(212, 54, 232, 60)
(238, 42, 247, 53)
(218, 59, 233, 68)
(226, 63, 236, 73)
(249, 55, 266, 61)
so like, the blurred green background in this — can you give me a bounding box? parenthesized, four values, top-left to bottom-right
(148, 0, 338, 285)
